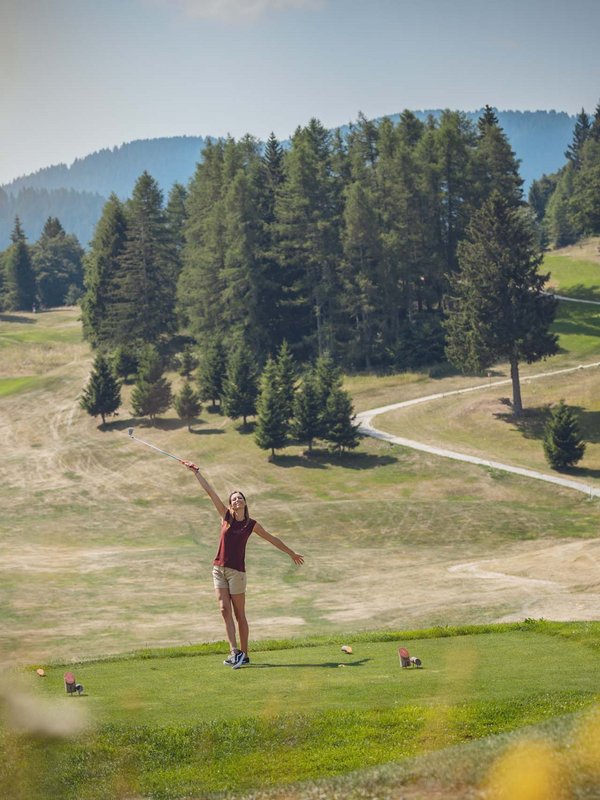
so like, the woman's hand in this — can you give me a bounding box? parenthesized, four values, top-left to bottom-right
(291, 552, 304, 566)
(182, 460, 199, 473)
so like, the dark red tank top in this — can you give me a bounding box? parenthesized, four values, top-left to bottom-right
(213, 510, 256, 572)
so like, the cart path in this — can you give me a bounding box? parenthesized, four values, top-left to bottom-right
(356, 360, 600, 498)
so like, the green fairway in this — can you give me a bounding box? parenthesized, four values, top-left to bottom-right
(4, 623, 598, 799)
(545, 253, 600, 301)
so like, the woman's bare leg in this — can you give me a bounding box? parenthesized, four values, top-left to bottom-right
(216, 588, 238, 652)
(231, 593, 249, 654)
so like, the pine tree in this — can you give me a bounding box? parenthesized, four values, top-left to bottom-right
(177, 345, 198, 380)
(79, 353, 121, 426)
(166, 182, 188, 257)
(4, 217, 37, 311)
(565, 109, 591, 168)
(32, 217, 84, 307)
(472, 105, 523, 207)
(291, 369, 321, 453)
(174, 381, 202, 431)
(254, 357, 288, 457)
(111, 172, 177, 344)
(131, 345, 172, 424)
(543, 400, 586, 469)
(273, 340, 297, 423)
(177, 140, 227, 338)
(274, 118, 343, 358)
(322, 384, 359, 454)
(80, 194, 128, 346)
(444, 192, 558, 416)
(197, 339, 226, 409)
(110, 344, 139, 383)
(221, 342, 259, 426)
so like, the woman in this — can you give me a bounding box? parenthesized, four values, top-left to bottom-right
(182, 460, 304, 669)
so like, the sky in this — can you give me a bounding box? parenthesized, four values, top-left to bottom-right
(1, 0, 599, 186)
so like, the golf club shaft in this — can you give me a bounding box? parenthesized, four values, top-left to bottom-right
(129, 434, 184, 463)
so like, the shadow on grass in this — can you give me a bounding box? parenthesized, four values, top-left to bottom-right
(555, 284, 600, 301)
(0, 313, 36, 324)
(272, 451, 398, 470)
(101, 417, 224, 435)
(249, 658, 371, 669)
(494, 405, 600, 446)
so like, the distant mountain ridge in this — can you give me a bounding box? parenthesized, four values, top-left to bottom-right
(0, 109, 576, 249)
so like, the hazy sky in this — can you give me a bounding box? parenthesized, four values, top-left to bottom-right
(1, 0, 599, 185)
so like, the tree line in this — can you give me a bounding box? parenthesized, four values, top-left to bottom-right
(79, 106, 526, 371)
(529, 101, 600, 246)
(0, 216, 84, 310)
(81, 342, 359, 458)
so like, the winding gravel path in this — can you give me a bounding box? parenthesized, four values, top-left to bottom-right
(356, 360, 600, 499)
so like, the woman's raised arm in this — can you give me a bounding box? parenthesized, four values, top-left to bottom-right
(182, 461, 227, 518)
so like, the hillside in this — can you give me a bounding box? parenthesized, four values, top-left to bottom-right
(0, 109, 575, 249)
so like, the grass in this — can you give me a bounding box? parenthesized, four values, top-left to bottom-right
(2, 622, 598, 799)
(545, 253, 600, 301)
(0, 266, 599, 798)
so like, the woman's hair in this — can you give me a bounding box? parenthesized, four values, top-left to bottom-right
(228, 490, 249, 522)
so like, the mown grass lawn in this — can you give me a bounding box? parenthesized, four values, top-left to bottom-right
(3, 622, 598, 799)
(545, 253, 600, 301)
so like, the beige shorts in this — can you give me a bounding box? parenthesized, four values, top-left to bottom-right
(212, 565, 247, 595)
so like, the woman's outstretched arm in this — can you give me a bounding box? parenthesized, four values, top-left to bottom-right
(253, 522, 304, 565)
(182, 461, 227, 518)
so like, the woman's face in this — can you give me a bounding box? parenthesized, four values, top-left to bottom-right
(230, 492, 246, 513)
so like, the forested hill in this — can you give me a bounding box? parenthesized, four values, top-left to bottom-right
(0, 110, 575, 249)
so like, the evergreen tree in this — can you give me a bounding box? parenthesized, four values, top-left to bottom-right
(32, 217, 84, 307)
(444, 192, 558, 416)
(254, 357, 289, 457)
(543, 400, 586, 469)
(341, 178, 382, 368)
(436, 111, 477, 275)
(221, 342, 259, 426)
(177, 141, 227, 337)
(80, 194, 128, 346)
(110, 343, 139, 383)
(472, 105, 523, 207)
(565, 109, 591, 168)
(528, 173, 559, 222)
(322, 384, 359, 454)
(79, 353, 121, 426)
(174, 381, 202, 431)
(197, 338, 226, 409)
(166, 182, 188, 257)
(291, 369, 321, 452)
(274, 118, 343, 358)
(113, 172, 178, 344)
(571, 137, 600, 235)
(273, 340, 297, 422)
(131, 345, 172, 424)
(545, 167, 579, 246)
(177, 344, 198, 380)
(4, 217, 36, 311)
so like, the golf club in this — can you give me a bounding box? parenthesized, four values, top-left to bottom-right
(127, 427, 186, 464)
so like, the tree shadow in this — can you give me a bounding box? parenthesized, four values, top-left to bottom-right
(494, 404, 600, 446)
(249, 658, 371, 669)
(556, 464, 600, 481)
(189, 426, 225, 436)
(493, 404, 551, 441)
(236, 421, 256, 434)
(273, 451, 398, 470)
(0, 313, 35, 324)
(555, 284, 600, 302)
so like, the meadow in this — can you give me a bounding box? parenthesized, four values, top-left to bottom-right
(0, 242, 599, 798)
